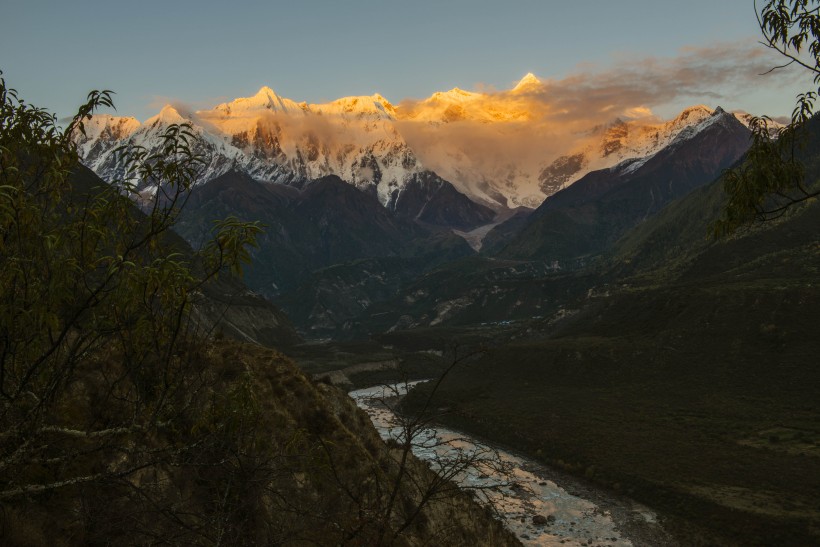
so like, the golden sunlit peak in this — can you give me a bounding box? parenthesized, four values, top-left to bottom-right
(146, 104, 186, 125)
(429, 87, 480, 104)
(254, 85, 278, 98)
(447, 87, 472, 95)
(513, 72, 541, 92)
(371, 93, 394, 107)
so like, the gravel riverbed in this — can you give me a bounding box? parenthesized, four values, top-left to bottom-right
(349, 382, 676, 546)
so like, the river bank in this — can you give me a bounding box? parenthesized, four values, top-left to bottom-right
(349, 382, 676, 546)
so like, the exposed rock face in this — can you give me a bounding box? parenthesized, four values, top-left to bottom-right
(539, 153, 588, 195)
(494, 108, 752, 261)
(600, 119, 629, 157)
(532, 514, 556, 526)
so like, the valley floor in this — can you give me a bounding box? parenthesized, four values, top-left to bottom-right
(352, 381, 678, 546)
(398, 280, 820, 546)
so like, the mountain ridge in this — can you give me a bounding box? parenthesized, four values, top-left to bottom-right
(173, 170, 476, 305)
(74, 78, 760, 212)
(490, 107, 752, 260)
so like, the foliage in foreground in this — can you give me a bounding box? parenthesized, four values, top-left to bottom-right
(0, 75, 517, 545)
(0, 70, 261, 502)
(718, 0, 820, 233)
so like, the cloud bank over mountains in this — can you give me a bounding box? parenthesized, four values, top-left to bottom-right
(82, 41, 796, 208)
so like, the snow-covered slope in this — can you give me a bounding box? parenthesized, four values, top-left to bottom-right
(539, 104, 787, 200)
(492, 106, 752, 260)
(80, 88, 425, 207)
(74, 114, 140, 163)
(391, 76, 743, 208)
(200, 90, 420, 204)
(78, 105, 293, 192)
(536, 105, 717, 196)
(76, 75, 750, 211)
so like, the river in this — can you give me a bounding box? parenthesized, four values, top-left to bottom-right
(349, 381, 673, 547)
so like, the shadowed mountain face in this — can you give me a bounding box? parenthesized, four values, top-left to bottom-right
(174, 172, 475, 307)
(405, 199, 820, 546)
(388, 171, 497, 230)
(395, 118, 820, 547)
(489, 109, 752, 262)
(69, 165, 302, 349)
(327, 110, 755, 335)
(179, 109, 752, 340)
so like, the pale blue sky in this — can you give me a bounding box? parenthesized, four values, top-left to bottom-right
(0, 0, 809, 121)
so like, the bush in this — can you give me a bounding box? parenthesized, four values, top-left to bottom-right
(0, 71, 263, 537)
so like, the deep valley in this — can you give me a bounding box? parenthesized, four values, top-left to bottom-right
(105, 97, 820, 545)
(5, 10, 820, 542)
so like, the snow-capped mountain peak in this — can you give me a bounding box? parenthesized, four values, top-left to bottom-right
(512, 72, 541, 93)
(78, 113, 140, 140)
(146, 104, 187, 126)
(666, 104, 713, 130)
(255, 85, 277, 98)
(316, 93, 397, 119)
(73, 113, 141, 161)
(666, 105, 737, 145)
(536, 105, 743, 199)
(731, 110, 785, 136)
(370, 93, 397, 116)
(75, 78, 758, 214)
(431, 87, 480, 102)
(211, 86, 306, 117)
